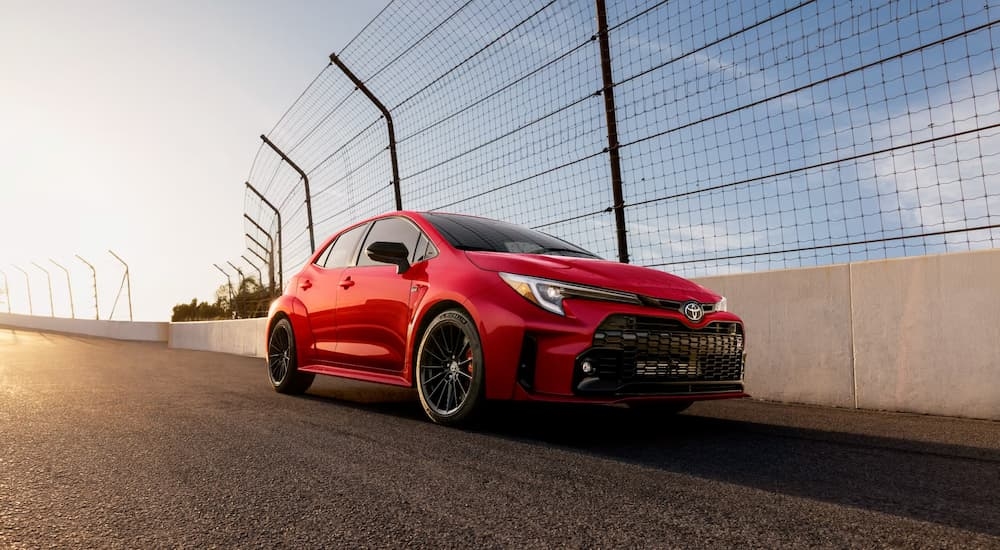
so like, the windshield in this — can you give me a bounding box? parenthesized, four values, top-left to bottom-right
(423, 213, 600, 259)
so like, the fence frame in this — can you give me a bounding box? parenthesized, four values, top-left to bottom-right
(328, 52, 403, 212)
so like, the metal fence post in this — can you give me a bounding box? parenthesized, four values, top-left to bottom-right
(329, 53, 403, 211)
(246, 182, 284, 290)
(227, 261, 248, 318)
(244, 213, 278, 293)
(258, 137, 316, 253)
(108, 250, 133, 321)
(245, 233, 275, 295)
(594, 0, 630, 264)
(75, 255, 99, 320)
(11, 266, 31, 315)
(246, 246, 271, 278)
(30, 262, 54, 317)
(49, 259, 75, 319)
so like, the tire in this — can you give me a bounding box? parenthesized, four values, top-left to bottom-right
(415, 309, 486, 426)
(267, 318, 314, 394)
(628, 400, 693, 415)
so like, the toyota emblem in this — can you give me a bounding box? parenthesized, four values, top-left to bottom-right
(681, 301, 704, 322)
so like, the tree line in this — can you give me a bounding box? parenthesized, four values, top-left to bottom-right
(171, 276, 273, 322)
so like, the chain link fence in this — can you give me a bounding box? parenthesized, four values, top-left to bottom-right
(243, 0, 1000, 285)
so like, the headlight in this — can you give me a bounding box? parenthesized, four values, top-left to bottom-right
(715, 296, 727, 312)
(498, 272, 641, 316)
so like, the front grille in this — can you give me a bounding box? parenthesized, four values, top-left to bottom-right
(576, 315, 744, 395)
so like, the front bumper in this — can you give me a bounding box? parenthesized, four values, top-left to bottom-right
(474, 293, 746, 402)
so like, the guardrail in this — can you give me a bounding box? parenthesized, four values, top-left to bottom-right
(2, 249, 998, 420)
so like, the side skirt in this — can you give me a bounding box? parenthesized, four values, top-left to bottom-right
(298, 363, 411, 388)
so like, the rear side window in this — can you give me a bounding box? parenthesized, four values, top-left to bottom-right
(314, 241, 336, 267)
(357, 217, 423, 267)
(322, 224, 368, 269)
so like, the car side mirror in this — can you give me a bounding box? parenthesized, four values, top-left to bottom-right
(366, 241, 410, 274)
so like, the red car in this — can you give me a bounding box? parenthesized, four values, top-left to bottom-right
(266, 212, 747, 425)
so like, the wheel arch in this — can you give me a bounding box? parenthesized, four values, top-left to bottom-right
(407, 298, 472, 386)
(266, 311, 289, 342)
(266, 294, 314, 363)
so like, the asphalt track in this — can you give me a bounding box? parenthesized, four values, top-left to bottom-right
(1, 328, 999, 549)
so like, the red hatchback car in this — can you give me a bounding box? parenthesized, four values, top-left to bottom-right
(266, 212, 747, 425)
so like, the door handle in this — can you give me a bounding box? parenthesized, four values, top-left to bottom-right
(339, 277, 355, 289)
(299, 279, 312, 290)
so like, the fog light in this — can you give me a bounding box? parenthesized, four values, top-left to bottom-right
(581, 360, 594, 375)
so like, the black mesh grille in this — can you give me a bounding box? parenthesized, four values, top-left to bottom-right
(589, 315, 744, 384)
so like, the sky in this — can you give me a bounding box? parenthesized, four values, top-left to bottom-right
(0, 0, 386, 320)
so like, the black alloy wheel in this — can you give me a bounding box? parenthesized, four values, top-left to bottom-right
(415, 309, 485, 425)
(267, 318, 314, 394)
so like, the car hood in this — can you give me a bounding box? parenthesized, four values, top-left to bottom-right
(465, 252, 719, 302)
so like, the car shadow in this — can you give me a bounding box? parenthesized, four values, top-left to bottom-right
(475, 402, 1000, 538)
(299, 381, 1000, 538)
(304, 377, 422, 412)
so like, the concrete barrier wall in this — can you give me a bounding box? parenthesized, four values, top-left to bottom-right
(0, 312, 168, 342)
(696, 248, 1000, 421)
(850, 251, 1000, 419)
(0, 311, 264, 357)
(695, 264, 857, 409)
(3, 249, 997, 420)
(167, 318, 268, 358)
